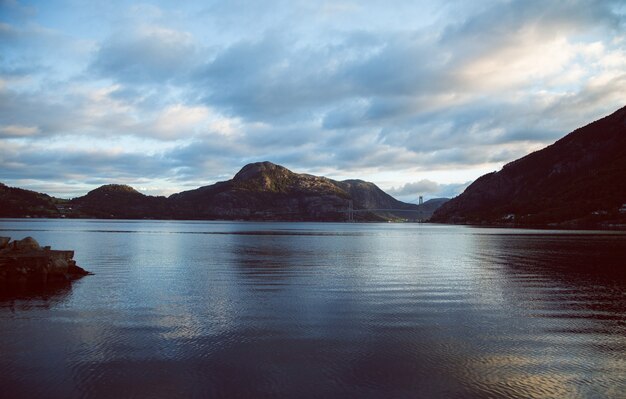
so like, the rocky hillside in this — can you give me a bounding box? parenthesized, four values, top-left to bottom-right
(431, 106, 626, 228)
(170, 162, 351, 220)
(2, 162, 447, 221)
(170, 161, 427, 221)
(336, 180, 414, 210)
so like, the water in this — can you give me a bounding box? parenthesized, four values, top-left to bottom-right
(1, 219, 625, 398)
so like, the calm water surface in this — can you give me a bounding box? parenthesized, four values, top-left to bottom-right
(1, 219, 625, 398)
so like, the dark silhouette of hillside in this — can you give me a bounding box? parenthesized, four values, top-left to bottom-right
(69, 184, 171, 219)
(0, 183, 61, 218)
(169, 162, 434, 221)
(1, 163, 446, 221)
(432, 106, 626, 228)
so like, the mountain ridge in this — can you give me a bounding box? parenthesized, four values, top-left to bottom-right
(431, 105, 626, 228)
(1, 163, 445, 221)
(168, 161, 437, 221)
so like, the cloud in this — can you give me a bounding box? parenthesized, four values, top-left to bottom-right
(186, 0, 626, 152)
(0, 80, 245, 142)
(0, 0, 36, 18)
(151, 104, 209, 139)
(194, 34, 349, 121)
(2, 0, 626, 197)
(0, 140, 175, 181)
(389, 180, 441, 196)
(91, 26, 196, 84)
(389, 179, 471, 200)
(0, 124, 38, 137)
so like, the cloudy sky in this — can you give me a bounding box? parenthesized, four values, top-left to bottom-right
(1, 0, 625, 202)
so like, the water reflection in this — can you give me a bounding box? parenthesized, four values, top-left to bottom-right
(0, 280, 73, 309)
(232, 236, 300, 285)
(462, 232, 626, 399)
(0, 221, 625, 398)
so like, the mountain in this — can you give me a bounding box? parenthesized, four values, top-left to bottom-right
(431, 106, 626, 228)
(170, 162, 350, 220)
(333, 179, 443, 221)
(1, 162, 446, 221)
(70, 184, 171, 219)
(336, 179, 415, 210)
(170, 161, 429, 221)
(0, 183, 61, 218)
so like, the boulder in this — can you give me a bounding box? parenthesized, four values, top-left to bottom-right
(13, 236, 41, 251)
(0, 237, 9, 249)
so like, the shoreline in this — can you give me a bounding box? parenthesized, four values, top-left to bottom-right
(2, 217, 626, 232)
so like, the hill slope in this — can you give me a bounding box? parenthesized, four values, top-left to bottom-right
(170, 162, 351, 220)
(170, 161, 429, 221)
(70, 184, 171, 219)
(0, 183, 61, 218)
(2, 162, 446, 221)
(431, 106, 626, 228)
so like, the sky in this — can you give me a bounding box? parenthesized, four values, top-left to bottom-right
(1, 0, 625, 202)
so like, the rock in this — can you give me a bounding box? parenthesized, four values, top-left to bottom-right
(49, 250, 74, 260)
(0, 237, 91, 286)
(68, 263, 91, 278)
(0, 237, 9, 249)
(13, 236, 41, 251)
(49, 258, 69, 275)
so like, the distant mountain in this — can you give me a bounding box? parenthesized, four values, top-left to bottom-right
(1, 162, 447, 221)
(335, 179, 415, 210)
(70, 184, 171, 219)
(170, 161, 435, 221)
(170, 162, 351, 220)
(0, 183, 61, 218)
(431, 106, 626, 228)
(332, 179, 444, 221)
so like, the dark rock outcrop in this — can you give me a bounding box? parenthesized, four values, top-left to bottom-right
(0, 237, 91, 285)
(431, 105, 626, 228)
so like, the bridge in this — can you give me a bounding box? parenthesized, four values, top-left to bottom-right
(342, 201, 425, 222)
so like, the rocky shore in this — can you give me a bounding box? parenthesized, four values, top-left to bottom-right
(0, 237, 91, 284)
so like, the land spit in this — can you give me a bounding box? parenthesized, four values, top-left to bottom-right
(0, 236, 91, 284)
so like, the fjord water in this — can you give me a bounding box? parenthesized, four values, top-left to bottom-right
(1, 220, 625, 398)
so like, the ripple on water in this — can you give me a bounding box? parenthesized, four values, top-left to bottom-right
(1, 221, 625, 398)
